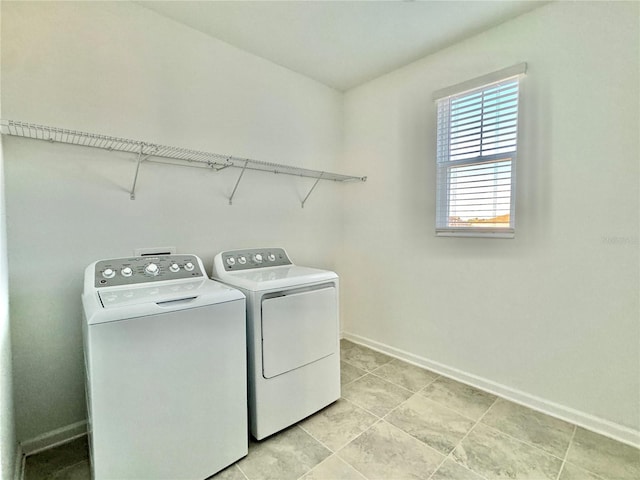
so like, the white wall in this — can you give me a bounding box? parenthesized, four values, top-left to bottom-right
(1, 1, 345, 443)
(341, 0, 639, 443)
(1, 139, 18, 480)
(1, 6, 18, 473)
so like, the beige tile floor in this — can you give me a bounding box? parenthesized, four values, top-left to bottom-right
(24, 340, 640, 480)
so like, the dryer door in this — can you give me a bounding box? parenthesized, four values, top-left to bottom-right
(261, 285, 337, 379)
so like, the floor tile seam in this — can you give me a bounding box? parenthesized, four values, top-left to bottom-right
(379, 390, 421, 424)
(415, 392, 492, 425)
(333, 452, 372, 480)
(381, 393, 481, 472)
(448, 396, 498, 460)
(235, 461, 250, 480)
(340, 357, 377, 374)
(376, 417, 450, 475)
(292, 452, 328, 480)
(410, 389, 484, 426)
(367, 366, 441, 394)
(341, 372, 414, 412)
(340, 370, 368, 388)
(339, 392, 384, 420)
(556, 426, 621, 480)
(332, 418, 386, 480)
(431, 452, 491, 480)
(339, 394, 381, 417)
(554, 425, 578, 480)
(343, 344, 445, 382)
(380, 387, 476, 434)
(296, 422, 339, 455)
(344, 346, 396, 370)
(484, 399, 579, 438)
(434, 397, 510, 480)
(335, 418, 446, 480)
(293, 453, 369, 480)
(363, 370, 417, 396)
(476, 420, 571, 466)
(426, 453, 449, 480)
(560, 459, 610, 480)
(363, 351, 444, 382)
(477, 414, 576, 460)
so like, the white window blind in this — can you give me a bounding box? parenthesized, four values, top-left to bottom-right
(435, 65, 525, 238)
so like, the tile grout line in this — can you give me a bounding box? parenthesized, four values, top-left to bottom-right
(339, 389, 386, 420)
(292, 452, 328, 480)
(376, 392, 466, 480)
(340, 355, 394, 375)
(414, 383, 491, 424)
(298, 393, 383, 478)
(333, 417, 386, 480)
(477, 419, 574, 465)
(437, 396, 500, 477)
(368, 367, 442, 394)
(338, 359, 377, 386)
(342, 348, 502, 479)
(553, 426, 610, 480)
(437, 393, 579, 467)
(235, 462, 250, 480)
(555, 425, 577, 480)
(296, 423, 338, 455)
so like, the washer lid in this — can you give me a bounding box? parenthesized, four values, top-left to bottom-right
(214, 265, 337, 291)
(83, 279, 245, 325)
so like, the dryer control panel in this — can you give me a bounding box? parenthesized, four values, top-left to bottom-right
(94, 254, 204, 287)
(219, 248, 291, 271)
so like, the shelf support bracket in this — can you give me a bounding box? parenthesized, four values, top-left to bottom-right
(228, 160, 248, 205)
(130, 145, 153, 200)
(301, 172, 324, 209)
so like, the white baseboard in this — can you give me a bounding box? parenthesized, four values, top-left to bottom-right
(20, 420, 87, 457)
(342, 332, 640, 449)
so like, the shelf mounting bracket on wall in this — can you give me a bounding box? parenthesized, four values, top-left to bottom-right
(301, 172, 324, 209)
(130, 145, 155, 200)
(228, 160, 248, 205)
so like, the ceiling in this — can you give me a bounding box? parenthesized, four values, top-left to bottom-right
(138, 1, 547, 91)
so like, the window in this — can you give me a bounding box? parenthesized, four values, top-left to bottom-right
(434, 64, 526, 238)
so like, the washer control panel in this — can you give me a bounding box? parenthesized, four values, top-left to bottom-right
(220, 248, 291, 271)
(94, 255, 204, 287)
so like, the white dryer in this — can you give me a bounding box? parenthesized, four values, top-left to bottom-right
(82, 254, 247, 479)
(213, 248, 340, 440)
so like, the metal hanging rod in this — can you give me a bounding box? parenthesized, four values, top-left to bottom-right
(0, 119, 367, 205)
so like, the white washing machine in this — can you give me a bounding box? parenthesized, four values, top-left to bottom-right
(212, 248, 340, 440)
(82, 254, 247, 480)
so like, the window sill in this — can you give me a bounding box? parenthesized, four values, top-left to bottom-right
(436, 229, 515, 239)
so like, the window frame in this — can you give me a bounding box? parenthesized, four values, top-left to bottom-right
(433, 64, 526, 239)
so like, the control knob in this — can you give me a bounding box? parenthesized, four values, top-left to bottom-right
(169, 263, 180, 273)
(145, 263, 159, 276)
(238, 256, 247, 265)
(121, 267, 133, 277)
(226, 257, 236, 266)
(102, 268, 116, 279)
(184, 262, 195, 272)
(253, 253, 263, 263)
(267, 253, 276, 262)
